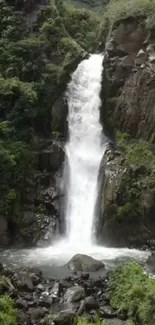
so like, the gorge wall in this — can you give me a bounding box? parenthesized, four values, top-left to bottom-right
(99, 11, 155, 248)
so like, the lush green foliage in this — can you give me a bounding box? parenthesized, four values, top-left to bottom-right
(102, 0, 155, 30)
(77, 318, 112, 325)
(113, 132, 155, 222)
(108, 263, 155, 325)
(78, 318, 132, 325)
(0, 0, 99, 225)
(63, 6, 100, 51)
(0, 277, 7, 291)
(0, 295, 17, 325)
(126, 141, 155, 170)
(116, 132, 155, 171)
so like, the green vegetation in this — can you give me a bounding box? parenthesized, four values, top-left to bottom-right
(108, 263, 155, 325)
(77, 319, 108, 325)
(0, 277, 7, 292)
(102, 0, 155, 32)
(78, 318, 134, 325)
(113, 172, 142, 223)
(0, 295, 17, 325)
(104, 132, 155, 223)
(116, 132, 155, 171)
(63, 6, 100, 51)
(0, 0, 99, 228)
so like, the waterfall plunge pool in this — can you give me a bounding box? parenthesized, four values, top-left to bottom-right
(0, 244, 150, 278)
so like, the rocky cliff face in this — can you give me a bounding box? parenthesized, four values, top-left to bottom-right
(102, 16, 155, 141)
(98, 15, 155, 248)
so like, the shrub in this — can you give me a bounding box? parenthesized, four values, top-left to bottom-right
(107, 263, 155, 325)
(63, 6, 100, 51)
(77, 318, 110, 325)
(126, 141, 155, 170)
(116, 132, 155, 171)
(100, 0, 155, 38)
(104, 0, 155, 25)
(0, 295, 17, 325)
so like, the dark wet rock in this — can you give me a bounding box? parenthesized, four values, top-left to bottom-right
(28, 307, 47, 320)
(67, 254, 105, 272)
(27, 300, 37, 307)
(81, 272, 90, 280)
(100, 305, 117, 318)
(18, 271, 34, 291)
(2, 267, 14, 277)
(16, 298, 28, 309)
(77, 300, 85, 315)
(24, 267, 42, 278)
(38, 141, 65, 173)
(0, 262, 4, 273)
(53, 309, 76, 325)
(64, 285, 85, 302)
(37, 284, 44, 291)
(77, 296, 100, 315)
(50, 282, 63, 298)
(85, 296, 100, 311)
(39, 295, 53, 307)
(30, 273, 40, 285)
(17, 310, 31, 325)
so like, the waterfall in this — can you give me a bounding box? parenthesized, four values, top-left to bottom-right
(26, 54, 149, 265)
(64, 54, 106, 247)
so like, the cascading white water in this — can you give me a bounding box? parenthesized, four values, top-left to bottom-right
(26, 53, 150, 266)
(65, 54, 106, 246)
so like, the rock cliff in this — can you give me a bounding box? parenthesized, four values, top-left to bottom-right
(99, 12, 155, 248)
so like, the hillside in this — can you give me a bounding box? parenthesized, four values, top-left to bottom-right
(0, 0, 100, 245)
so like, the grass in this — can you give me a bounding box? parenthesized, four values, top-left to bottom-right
(107, 263, 155, 325)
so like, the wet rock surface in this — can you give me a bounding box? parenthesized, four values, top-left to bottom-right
(0, 261, 130, 325)
(67, 254, 105, 272)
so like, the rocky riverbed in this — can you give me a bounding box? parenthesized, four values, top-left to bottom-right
(0, 252, 154, 325)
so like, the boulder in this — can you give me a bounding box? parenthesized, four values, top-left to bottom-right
(67, 254, 105, 272)
(50, 282, 63, 298)
(85, 296, 100, 311)
(100, 305, 116, 318)
(64, 285, 85, 302)
(135, 49, 147, 65)
(53, 309, 76, 325)
(18, 271, 34, 291)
